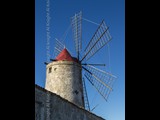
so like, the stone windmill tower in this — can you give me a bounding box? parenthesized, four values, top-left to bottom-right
(45, 48, 84, 107)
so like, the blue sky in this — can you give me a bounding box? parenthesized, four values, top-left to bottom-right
(35, 0, 125, 120)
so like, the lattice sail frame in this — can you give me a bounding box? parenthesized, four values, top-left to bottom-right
(71, 11, 82, 59)
(83, 65, 117, 101)
(81, 20, 112, 62)
(82, 78, 90, 111)
(54, 38, 65, 58)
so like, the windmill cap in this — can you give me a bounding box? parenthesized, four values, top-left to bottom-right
(55, 48, 78, 62)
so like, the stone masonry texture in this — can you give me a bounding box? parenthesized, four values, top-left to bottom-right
(45, 61, 84, 107)
(35, 85, 105, 120)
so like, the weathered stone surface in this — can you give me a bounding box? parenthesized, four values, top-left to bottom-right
(45, 61, 84, 107)
(35, 85, 105, 120)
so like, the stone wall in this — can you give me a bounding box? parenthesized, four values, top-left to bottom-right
(35, 85, 105, 120)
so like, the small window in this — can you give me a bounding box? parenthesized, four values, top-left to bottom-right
(49, 67, 52, 73)
(74, 90, 79, 95)
(54, 68, 57, 71)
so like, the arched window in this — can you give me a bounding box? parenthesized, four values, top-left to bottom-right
(49, 67, 52, 73)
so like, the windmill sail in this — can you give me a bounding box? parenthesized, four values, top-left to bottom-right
(71, 11, 82, 60)
(81, 20, 112, 62)
(83, 65, 117, 101)
(54, 38, 65, 58)
(82, 78, 90, 111)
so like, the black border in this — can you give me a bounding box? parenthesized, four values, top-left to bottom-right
(2, 0, 35, 119)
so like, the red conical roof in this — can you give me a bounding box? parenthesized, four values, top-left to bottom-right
(55, 48, 74, 61)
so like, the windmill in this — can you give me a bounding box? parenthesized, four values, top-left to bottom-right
(45, 11, 117, 112)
